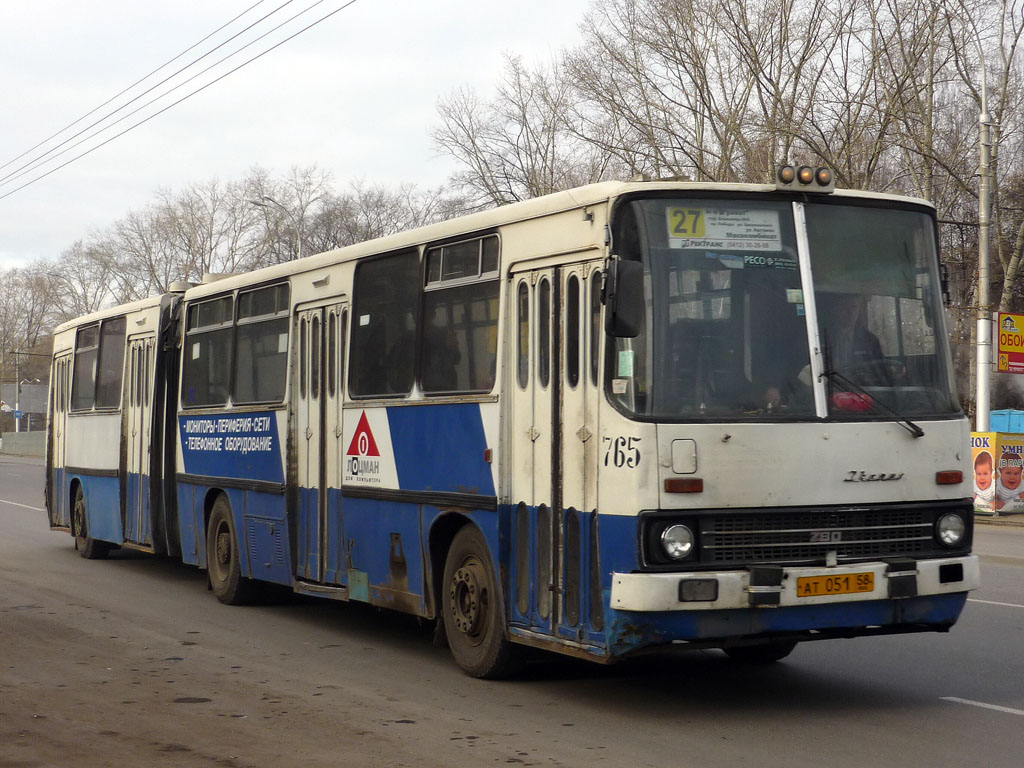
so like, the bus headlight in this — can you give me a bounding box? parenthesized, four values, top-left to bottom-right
(936, 513, 966, 547)
(661, 524, 695, 560)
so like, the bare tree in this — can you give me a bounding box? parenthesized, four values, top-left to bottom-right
(45, 241, 116, 323)
(435, 54, 618, 206)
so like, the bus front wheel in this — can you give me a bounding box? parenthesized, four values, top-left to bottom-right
(206, 496, 257, 605)
(72, 485, 111, 560)
(442, 525, 522, 679)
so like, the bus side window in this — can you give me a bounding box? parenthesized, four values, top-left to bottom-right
(350, 250, 419, 398)
(567, 274, 580, 389)
(234, 283, 289, 404)
(181, 296, 233, 407)
(421, 235, 500, 394)
(590, 271, 602, 386)
(95, 316, 126, 409)
(517, 281, 529, 389)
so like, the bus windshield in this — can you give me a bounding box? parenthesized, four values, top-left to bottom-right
(609, 196, 959, 421)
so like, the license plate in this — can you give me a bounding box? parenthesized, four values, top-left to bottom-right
(796, 572, 874, 597)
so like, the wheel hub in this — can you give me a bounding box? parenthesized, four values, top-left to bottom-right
(215, 529, 231, 567)
(450, 563, 485, 635)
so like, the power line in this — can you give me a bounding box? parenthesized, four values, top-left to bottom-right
(0, 0, 302, 188)
(0, 0, 275, 175)
(0, 0, 361, 201)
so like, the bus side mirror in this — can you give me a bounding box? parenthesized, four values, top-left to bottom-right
(604, 257, 643, 338)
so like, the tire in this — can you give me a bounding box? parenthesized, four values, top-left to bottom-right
(206, 495, 258, 605)
(723, 641, 798, 664)
(72, 485, 112, 560)
(442, 525, 523, 679)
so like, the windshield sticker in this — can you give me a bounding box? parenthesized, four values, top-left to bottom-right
(612, 378, 628, 394)
(618, 350, 634, 377)
(743, 253, 797, 269)
(706, 252, 745, 269)
(786, 289, 803, 303)
(667, 206, 783, 252)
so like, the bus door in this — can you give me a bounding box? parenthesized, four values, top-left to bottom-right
(49, 353, 73, 528)
(294, 301, 348, 585)
(124, 335, 156, 546)
(508, 260, 601, 638)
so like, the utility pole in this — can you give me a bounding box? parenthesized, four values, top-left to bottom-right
(13, 349, 21, 434)
(942, 0, 997, 431)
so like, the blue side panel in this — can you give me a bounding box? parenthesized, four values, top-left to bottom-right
(140, 473, 151, 543)
(324, 487, 346, 585)
(82, 476, 122, 544)
(596, 513, 641, 587)
(242, 491, 291, 586)
(387, 404, 494, 495)
(343, 496, 426, 612)
(51, 468, 69, 527)
(125, 472, 152, 544)
(297, 486, 320, 580)
(124, 473, 138, 541)
(606, 593, 969, 656)
(176, 483, 200, 565)
(178, 411, 283, 484)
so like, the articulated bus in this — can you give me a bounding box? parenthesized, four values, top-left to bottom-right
(46, 170, 979, 677)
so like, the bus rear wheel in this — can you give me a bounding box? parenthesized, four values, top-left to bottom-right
(206, 495, 258, 605)
(442, 525, 522, 679)
(72, 485, 111, 560)
(723, 640, 798, 663)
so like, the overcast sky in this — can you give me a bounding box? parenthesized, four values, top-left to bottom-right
(0, 0, 590, 269)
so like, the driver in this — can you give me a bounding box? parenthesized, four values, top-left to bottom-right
(819, 293, 883, 373)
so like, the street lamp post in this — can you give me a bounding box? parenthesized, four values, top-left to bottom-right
(940, 0, 996, 431)
(249, 195, 302, 261)
(957, 4, 996, 432)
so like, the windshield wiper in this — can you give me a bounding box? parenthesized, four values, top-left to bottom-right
(820, 367, 925, 438)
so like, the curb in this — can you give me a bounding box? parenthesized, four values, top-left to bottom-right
(975, 515, 1024, 528)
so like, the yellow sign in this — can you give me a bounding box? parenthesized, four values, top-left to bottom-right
(996, 312, 1024, 373)
(667, 207, 706, 238)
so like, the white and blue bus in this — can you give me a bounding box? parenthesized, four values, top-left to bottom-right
(46, 169, 979, 677)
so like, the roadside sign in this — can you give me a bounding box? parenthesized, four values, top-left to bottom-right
(996, 312, 1024, 373)
(14, 410, 23, 419)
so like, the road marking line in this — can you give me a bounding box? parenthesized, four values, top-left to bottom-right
(941, 697, 1024, 717)
(0, 498, 44, 512)
(968, 598, 1024, 609)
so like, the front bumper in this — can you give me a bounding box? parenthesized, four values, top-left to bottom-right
(610, 555, 979, 612)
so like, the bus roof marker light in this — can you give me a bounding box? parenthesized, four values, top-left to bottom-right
(775, 164, 834, 193)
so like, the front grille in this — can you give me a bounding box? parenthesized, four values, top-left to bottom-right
(640, 501, 973, 570)
(698, 505, 953, 566)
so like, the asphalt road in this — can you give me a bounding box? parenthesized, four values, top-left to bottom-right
(2, 454, 1022, 768)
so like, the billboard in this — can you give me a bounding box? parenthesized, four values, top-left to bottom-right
(971, 432, 1024, 515)
(996, 312, 1024, 373)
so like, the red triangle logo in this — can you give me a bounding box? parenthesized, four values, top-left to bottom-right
(346, 411, 380, 457)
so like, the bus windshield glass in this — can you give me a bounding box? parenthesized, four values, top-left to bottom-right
(609, 197, 959, 421)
